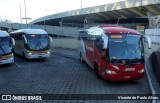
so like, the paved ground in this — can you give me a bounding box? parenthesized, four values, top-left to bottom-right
(145, 52, 160, 103)
(0, 48, 152, 103)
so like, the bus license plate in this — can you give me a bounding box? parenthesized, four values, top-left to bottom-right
(125, 68, 135, 72)
(124, 76, 130, 78)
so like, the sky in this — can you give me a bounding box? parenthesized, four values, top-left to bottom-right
(0, 0, 124, 23)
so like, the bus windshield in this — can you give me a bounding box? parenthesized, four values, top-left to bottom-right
(0, 36, 12, 56)
(25, 34, 49, 50)
(108, 34, 144, 64)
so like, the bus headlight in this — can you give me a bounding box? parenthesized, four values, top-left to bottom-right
(138, 68, 144, 73)
(28, 51, 33, 55)
(106, 69, 117, 75)
(47, 51, 50, 54)
(6, 53, 13, 58)
(10, 53, 14, 57)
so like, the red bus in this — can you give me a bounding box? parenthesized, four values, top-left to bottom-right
(77, 25, 151, 81)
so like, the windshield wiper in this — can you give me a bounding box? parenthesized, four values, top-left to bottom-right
(39, 40, 45, 50)
(129, 58, 141, 62)
(111, 59, 121, 63)
(34, 39, 45, 50)
(35, 41, 39, 50)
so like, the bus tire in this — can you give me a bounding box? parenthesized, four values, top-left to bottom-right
(80, 53, 84, 63)
(94, 63, 101, 79)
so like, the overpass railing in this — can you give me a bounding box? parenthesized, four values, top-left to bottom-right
(0, 23, 79, 38)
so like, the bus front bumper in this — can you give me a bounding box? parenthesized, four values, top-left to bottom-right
(104, 72, 144, 81)
(26, 53, 50, 59)
(0, 57, 14, 65)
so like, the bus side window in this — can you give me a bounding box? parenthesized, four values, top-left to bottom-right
(17, 33, 20, 45)
(19, 33, 23, 45)
(83, 31, 88, 40)
(22, 34, 27, 45)
(94, 30, 103, 49)
(22, 34, 24, 44)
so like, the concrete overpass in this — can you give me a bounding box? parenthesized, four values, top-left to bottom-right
(30, 0, 160, 26)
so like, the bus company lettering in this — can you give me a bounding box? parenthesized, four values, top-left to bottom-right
(125, 67, 135, 72)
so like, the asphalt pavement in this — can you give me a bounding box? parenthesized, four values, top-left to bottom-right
(0, 48, 153, 103)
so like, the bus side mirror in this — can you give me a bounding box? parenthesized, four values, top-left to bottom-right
(143, 35, 151, 49)
(49, 36, 53, 42)
(22, 35, 27, 44)
(10, 37, 15, 46)
(103, 36, 108, 49)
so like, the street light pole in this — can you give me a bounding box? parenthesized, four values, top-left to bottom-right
(81, 0, 82, 8)
(44, 9, 47, 30)
(117, 16, 126, 25)
(84, 17, 88, 29)
(59, 18, 64, 48)
(19, 2, 22, 24)
(24, 0, 27, 24)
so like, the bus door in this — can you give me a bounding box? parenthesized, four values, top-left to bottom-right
(93, 30, 104, 69)
(17, 33, 23, 52)
(86, 32, 94, 66)
(94, 30, 103, 57)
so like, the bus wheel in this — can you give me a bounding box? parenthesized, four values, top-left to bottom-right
(80, 53, 84, 63)
(94, 64, 101, 79)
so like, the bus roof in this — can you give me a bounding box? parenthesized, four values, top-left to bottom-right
(0, 31, 9, 37)
(88, 25, 140, 35)
(10, 29, 47, 35)
(101, 27, 140, 34)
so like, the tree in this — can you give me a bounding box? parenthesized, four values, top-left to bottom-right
(0, 18, 12, 23)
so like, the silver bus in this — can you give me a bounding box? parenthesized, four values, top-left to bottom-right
(0, 30, 15, 65)
(10, 29, 52, 59)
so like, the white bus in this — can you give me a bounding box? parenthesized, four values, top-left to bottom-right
(0, 30, 15, 65)
(10, 29, 53, 59)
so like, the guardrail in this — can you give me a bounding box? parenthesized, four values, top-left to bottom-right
(0, 23, 79, 37)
